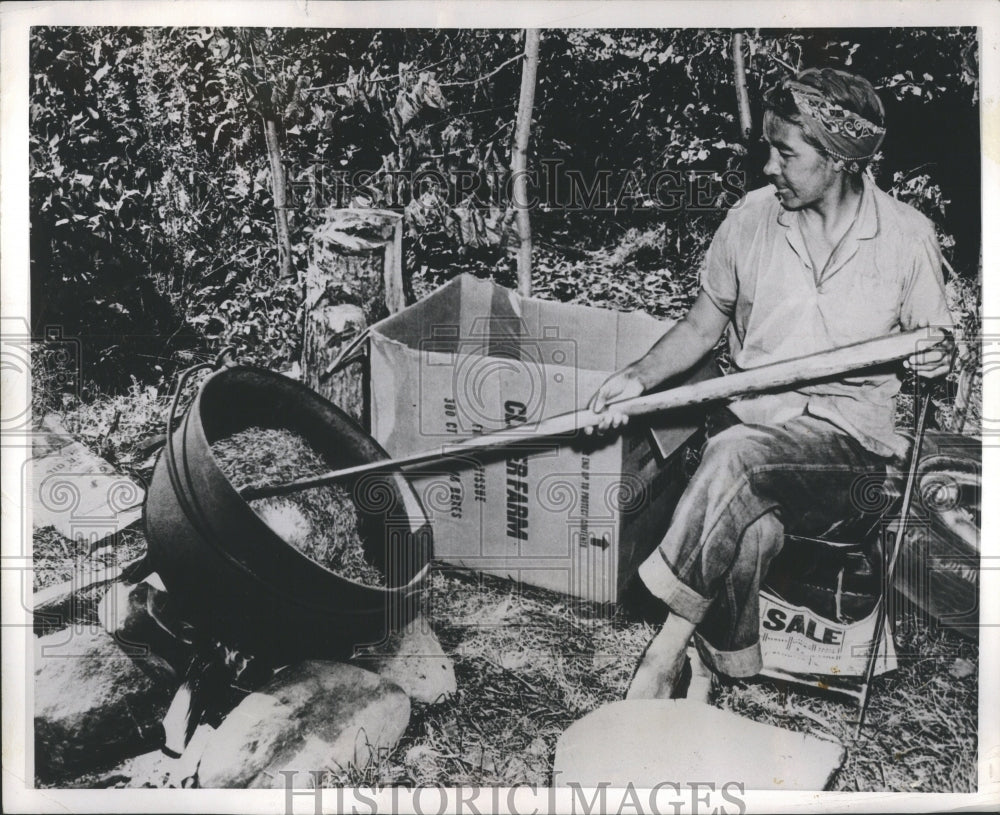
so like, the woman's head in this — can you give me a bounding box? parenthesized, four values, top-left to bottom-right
(763, 67, 886, 175)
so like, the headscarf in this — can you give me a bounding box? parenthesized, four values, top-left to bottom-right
(781, 79, 886, 174)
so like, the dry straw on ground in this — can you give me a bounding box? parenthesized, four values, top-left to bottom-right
(33, 525, 146, 593)
(327, 568, 978, 793)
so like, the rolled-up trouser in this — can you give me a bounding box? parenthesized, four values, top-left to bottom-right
(637, 410, 887, 678)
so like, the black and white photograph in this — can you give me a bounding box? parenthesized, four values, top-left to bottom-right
(2, 2, 997, 812)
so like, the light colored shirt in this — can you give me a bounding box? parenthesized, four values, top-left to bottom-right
(700, 175, 953, 459)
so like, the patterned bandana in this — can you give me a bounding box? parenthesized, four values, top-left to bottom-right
(787, 81, 886, 173)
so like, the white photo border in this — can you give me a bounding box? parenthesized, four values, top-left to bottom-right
(2, 2, 998, 812)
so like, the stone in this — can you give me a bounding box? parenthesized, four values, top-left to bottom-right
(97, 577, 193, 676)
(353, 613, 457, 705)
(196, 660, 410, 789)
(554, 699, 845, 791)
(33, 566, 122, 636)
(34, 627, 175, 782)
(949, 657, 976, 680)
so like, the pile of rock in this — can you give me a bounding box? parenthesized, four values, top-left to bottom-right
(34, 566, 456, 788)
(32, 420, 456, 789)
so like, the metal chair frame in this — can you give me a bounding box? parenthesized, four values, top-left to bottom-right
(758, 391, 932, 737)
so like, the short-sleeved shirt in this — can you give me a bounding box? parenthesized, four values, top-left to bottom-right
(700, 175, 953, 460)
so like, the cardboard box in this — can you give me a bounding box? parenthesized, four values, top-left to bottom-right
(32, 416, 144, 544)
(368, 273, 715, 602)
(759, 589, 897, 682)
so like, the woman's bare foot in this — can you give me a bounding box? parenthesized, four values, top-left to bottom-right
(625, 614, 696, 700)
(684, 645, 714, 703)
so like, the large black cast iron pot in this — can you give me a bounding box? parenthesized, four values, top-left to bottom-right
(144, 365, 433, 664)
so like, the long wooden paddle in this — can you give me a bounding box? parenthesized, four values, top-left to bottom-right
(241, 327, 947, 501)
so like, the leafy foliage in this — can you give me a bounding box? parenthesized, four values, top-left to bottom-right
(30, 28, 186, 387)
(30, 27, 980, 415)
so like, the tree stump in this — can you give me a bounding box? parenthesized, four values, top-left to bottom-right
(302, 209, 405, 424)
(303, 303, 367, 422)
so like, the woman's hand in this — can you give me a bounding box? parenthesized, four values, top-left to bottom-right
(903, 334, 955, 380)
(585, 369, 645, 435)
(581, 289, 730, 436)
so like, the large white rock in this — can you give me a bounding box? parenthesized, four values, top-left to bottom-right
(196, 660, 410, 788)
(554, 699, 845, 791)
(34, 627, 174, 782)
(353, 613, 457, 705)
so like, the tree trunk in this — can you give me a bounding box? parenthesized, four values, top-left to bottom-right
(512, 29, 540, 298)
(304, 303, 367, 423)
(262, 115, 293, 279)
(301, 250, 380, 425)
(301, 209, 405, 425)
(305, 209, 405, 326)
(732, 33, 753, 140)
